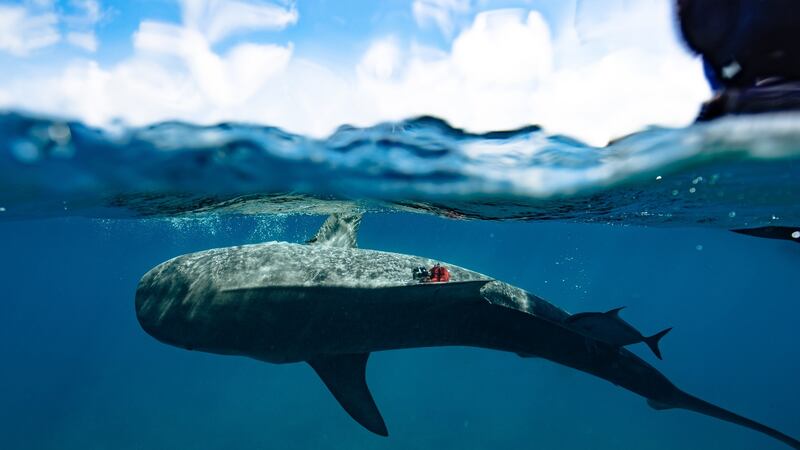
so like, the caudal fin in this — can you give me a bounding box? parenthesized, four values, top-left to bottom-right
(671, 390, 800, 449)
(644, 327, 672, 360)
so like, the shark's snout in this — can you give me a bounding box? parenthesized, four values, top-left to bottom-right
(135, 260, 193, 348)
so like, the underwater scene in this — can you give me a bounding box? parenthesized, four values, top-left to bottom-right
(2, 112, 800, 450)
(2, 1, 800, 449)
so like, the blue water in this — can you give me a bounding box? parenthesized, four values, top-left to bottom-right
(1, 111, 799, 449)
(2, 111, 800, 226)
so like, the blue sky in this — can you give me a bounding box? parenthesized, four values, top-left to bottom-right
(0, 0, 709, 144)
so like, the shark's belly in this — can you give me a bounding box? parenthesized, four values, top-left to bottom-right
(220, 283, 492, 362)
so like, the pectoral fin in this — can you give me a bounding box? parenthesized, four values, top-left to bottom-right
(308, 353, 388, 437)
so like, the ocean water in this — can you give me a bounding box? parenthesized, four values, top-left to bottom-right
(1, 111, 799, 449)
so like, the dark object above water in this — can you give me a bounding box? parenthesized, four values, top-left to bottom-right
(731, 226, 800, 244)
(676, 0, 800, 121)
(696, 80, 800, 121)
(677, 0, 800, 88)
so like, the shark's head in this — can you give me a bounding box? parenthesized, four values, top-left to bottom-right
(135, 257, 204, 351)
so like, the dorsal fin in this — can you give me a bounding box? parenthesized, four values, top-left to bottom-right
(306, 213, 363, 248)
(308, 353, 388, 436)
(605, 306, 625, 317)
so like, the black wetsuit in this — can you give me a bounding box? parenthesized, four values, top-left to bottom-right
(676, 0, 800, 120)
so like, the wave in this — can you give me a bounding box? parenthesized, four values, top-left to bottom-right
(1, 111, 799, 226)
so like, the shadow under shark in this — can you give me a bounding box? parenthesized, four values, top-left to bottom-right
(135, 214, 800, 448)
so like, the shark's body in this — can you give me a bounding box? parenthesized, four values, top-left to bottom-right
(135, 215, 800, 448)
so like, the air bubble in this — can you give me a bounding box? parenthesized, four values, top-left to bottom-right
(11, 140, 40, 163)
(47, 123, 71, 145)
(792, 231, 800, 239)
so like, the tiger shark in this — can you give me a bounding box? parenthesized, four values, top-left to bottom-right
(135, 214, 800, 448)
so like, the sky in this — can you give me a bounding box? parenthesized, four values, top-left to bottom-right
(0, 0, 710, 145)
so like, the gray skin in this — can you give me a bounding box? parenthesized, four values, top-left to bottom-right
(135, 216, 800, 449)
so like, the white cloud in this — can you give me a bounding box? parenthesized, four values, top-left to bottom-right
(0, 0, 105, 54)
(2, 0, 298, 130)
(62, 0, 103, 51)
(1, 0, 708, 145)
(181, 0, 298, 44)
(355, 9, 554, 133)
(69, 0, 102, 25)
(413, 0, 470, 37)
(451, 9, 551, 84)
(357, 37, 403, 80)
(0, 4, 60, 56)
(133, 21, 292, 106)
(358, 2, 708, 144)
(66, 31, 98, 52)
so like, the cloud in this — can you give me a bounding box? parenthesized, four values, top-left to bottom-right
(66, 31, 98, 52)
(0, 4, 60, 56)
(1, 0, 708, 145)
(355, 9, 554, 133)
(2, 0, 297, 130)
(413, 0, 470, 37)
(451, 9, 551, 84)
(181, 0, 298, 44)
(0, 0, 105, 55)
(133, 21, 292, 106)
(357, 37, 403, 80)
(358, 2, 708, 144)
(62, 0, 104, 52)
(68, 0, 102, 25)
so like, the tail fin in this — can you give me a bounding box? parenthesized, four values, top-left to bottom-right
(673, 390, 800, 449)
(644, 327, 672, 360)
